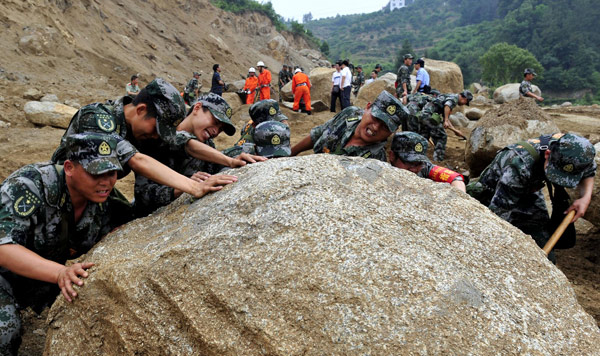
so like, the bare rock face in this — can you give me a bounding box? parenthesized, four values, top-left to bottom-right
(23, 101, 77, 128)
(422, 58, 464, 93)
(466, 97, 559, 176)
(494, 83, 541, 104)
(45, 155, 600, 355)
(355, 78, 396, 108)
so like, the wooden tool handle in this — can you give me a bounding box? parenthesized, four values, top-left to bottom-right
(542, 210, 576, 255)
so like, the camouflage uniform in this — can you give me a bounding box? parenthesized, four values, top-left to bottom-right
(184, 73, 201, 104)
(310, 91, 407, 162)
(0, 133, 123, 355)
(395, 55, 413, 97)
(352, 68, 364, 96)
(519, 80, 534, 97)
(235, 99, 287, 147)
(254, 121, 291, 158)
(391, 132, 464, 183)
(404, 93, 433, 132)
(52, 78, 191, 177)
(467, 133, 596, 256)
(133, 93, 235, 217)
(419, 94, 460, 161)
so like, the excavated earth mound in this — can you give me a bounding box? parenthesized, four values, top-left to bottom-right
(45, 155, 600, 355)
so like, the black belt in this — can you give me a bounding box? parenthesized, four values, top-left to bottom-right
(296, 83, 307, 87)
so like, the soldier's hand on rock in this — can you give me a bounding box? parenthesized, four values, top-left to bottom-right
(200, 174, 238, 195)
(57, 262, 94, 302)
(236, 153, 268, 164)
(191, 171, 211, 182)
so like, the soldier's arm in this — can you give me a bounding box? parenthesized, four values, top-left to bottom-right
(443, 105, 452, 128)
(291, 135, 314, 156)
(185, 139, 266, 168)
(526, 91, 543, 102)
(128, 152, 237, 197)
(566, 176, 594, 222)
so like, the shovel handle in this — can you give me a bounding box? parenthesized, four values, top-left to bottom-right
(542, 210, 576, 255)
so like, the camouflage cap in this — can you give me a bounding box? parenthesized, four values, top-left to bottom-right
(460, 90, 473, 106)
(545, 133, 596, 188)
(524, 68, 537, 76)
(143, 78, 187, 145)
(249, 99, 287, 125)
(66, 132, 122, 175)
(430, 89, 441, 97)
(370, 90, 409, 133)
(391, 132, 430, 163)
(403, 53, 414, 60)
(253, 121, 291, 158)
(195, 93, 236, 136)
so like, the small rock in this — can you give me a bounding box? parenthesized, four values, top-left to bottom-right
(63, 99, 81, 109)
(561, 102, 572, 107)
(32, 329, 45, 336)
(23, 88, 43, 100)
(0, 96, 4, 102)
(24, 101, 78, 128)
(41, 94, 60, 102)
(465, 108, 484, 120)
(0, 120, 11, 128)
(449, 112, 469, 127)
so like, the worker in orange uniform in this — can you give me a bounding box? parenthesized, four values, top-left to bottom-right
(257, 61, 272, 100)
(242, 67, 259, 104)
(292, 68, 312, 115)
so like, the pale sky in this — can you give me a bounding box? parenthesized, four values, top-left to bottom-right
(267, 0, 390, 22)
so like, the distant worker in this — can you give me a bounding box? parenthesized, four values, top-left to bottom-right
(413, 58, 430, 94)
(419, 90, 473, 161)
(292, 68, 312, 115)
(278, 64, 290, 102)
(291, 91, 408, 162)
(126, 74, 140, 98)
(257, 61, 272, 100)
(242, 67, 259, 105)
(374, 63, 383, 75)
(395, 54, 414, 99)
(389, 132, 466, 192)
(210, 64, 225, 97)
(340, 60, 353, 109)
(331, 61, 342, 112)
(352, 65, 365, 96)
(183, 71, 202, 105)
(520, 68, 544, 102)
(365, 70, 377, 85)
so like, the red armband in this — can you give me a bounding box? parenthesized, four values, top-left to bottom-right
(428, 165, 463, 183)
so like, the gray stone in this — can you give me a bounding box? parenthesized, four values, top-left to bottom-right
(493, 83, 541, 104)
(311, 100, 328, 112)
(0, 120, 10, 128)
(0, 96, 4, 102)
(449, 112, 469, 128)
(63, 99, 81, 109)
(45, 155, 600, 355)
(23, 88, 43, 100)
(561, 101, 573, 107)
(465, 108, 484, 120)
(40, 94, 59, 102)
(24, 101, 77, 128)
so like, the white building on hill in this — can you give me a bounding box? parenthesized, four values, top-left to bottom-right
(390, 0, 406, 11)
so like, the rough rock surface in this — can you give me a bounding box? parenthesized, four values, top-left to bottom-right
(421, 58, 464, 93)
(40, 94, 59, 102)
(45, 155, 600, 355)
(23, 101, 77, 128)
(466, 97, 559, 176)
(450, 112, 469, 127)
(355, 78, 396, 108)
(494, 83, 542, 104)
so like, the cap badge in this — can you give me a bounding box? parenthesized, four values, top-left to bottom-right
(99, 141, 111, 155)
(271, 135, 281, 145)
(563, 164, 574, 173)
(226, 108, 233, 118)
(269, 107, 277, 116)
(386, 105, 397, 115)
(415, 143, 423, 153)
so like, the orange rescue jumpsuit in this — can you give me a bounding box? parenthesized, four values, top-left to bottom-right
(292, 72, 311, 111)
(243, 76, 259, 104)
(258, 69, 272, 100)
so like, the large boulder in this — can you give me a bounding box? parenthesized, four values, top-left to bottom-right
(222, 92, 244, 116)
(421, 58, 464, 94)
(493, 83, 541, 104)
(465, 107, 485, 120)
(23, 101, 77, 128)
(466, 97, 559, 176)
(45, 155, 600, 355)
(355, 78, 396, 108)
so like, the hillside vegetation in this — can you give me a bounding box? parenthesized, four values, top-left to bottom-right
(306, 0, 600, 102)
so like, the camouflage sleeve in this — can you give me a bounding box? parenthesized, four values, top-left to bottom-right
(0, 177, 42, 246)
(443, 97, 458, 110)
(133, 174, 175, 216)
(582, 160, 597, 179)
(519, 81, 530, 96)
(170, 131, 197, 150)
(310, 121, 328, 145)
(370, 148, 388, 162)
(400, 67, 410, 84)
(488, 162, 529, 220)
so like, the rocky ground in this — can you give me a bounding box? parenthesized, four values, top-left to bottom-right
(2, 102, 599, 355)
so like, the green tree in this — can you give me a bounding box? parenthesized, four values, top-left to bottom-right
(303, 12, 313, 23)
(320, 41, 330, 56)
(393, 40, 414, 72)
(480, 42, 543, 86)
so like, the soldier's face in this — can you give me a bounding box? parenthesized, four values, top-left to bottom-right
(356, 107, 392, 144)
(525, 73, 534, 81)
(132, 116, 159, 141)
(66, 162, 117, 204)
(390, 153, 423, 173)
(405, 58, 413, 65)
(191, 107, 224, 142)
